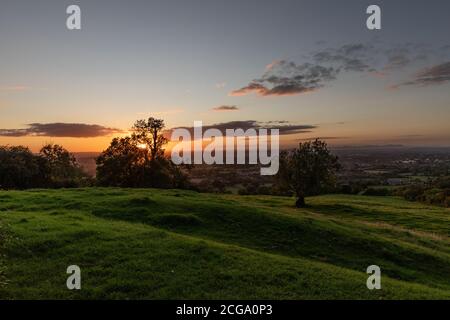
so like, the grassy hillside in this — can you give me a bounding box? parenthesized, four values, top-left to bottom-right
(0, 188, 449, 299)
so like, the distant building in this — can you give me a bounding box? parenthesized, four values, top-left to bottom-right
(387, 178, 404, 186)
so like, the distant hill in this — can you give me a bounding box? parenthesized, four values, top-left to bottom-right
(1, 189, 449, 299)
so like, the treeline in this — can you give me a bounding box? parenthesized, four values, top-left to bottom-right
(393, 178, 450, 207)
(0, 144, 89, 189)
(352, 177, 450, 208)
(0, 118, 190, 190)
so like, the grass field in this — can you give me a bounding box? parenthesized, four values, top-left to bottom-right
(0, 188, 449, 299)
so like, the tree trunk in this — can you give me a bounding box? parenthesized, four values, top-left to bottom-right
(296, 195, 306, 208)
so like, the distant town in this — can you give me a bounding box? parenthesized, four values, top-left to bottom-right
(73, 146, 450, 207)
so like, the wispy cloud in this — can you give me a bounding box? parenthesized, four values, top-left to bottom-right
(230, 61, 336, 97)
(391, 61, 450, 89)
(230, 43, 373, 97)
(312, 43, 374, 72)
(138, 109, 184, 116)
(0, 123, 123, 138)
(265, 60, 282, 71)
(212, 105, 239, 111)
(0, 85, 29, 92)
(231, 42, 448, 97)
(298, 136, 349, 141)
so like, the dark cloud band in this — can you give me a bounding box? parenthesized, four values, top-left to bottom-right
(212, 105, 239, 111)
(392, 61, 450, 88)
(169, 120, 316, 138)
(0, 123, 123, 138)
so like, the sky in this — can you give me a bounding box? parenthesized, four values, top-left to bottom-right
(0, 0, 449, 152)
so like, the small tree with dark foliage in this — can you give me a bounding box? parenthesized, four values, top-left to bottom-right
(0, 146, 48, 189)
(277, 139, 340, 207)
(0, 144, 85, 189)
(39, 144, 85, 187)
(96, 136, 145, 187)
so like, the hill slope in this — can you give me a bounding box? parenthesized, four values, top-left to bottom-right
(0, 188, 449, 299)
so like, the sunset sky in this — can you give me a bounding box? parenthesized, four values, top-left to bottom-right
(1, 0, 450, 152)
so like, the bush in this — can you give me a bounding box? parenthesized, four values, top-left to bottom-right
(0, 144, 87, 190)
(361, 188, 391, 196)
(395, 184, 450, 207)
(445, 196, 450, 208)
(403, 185, 425, 201)
(0, 146, 48, 189)
(422, 188, 446, 206)
(436, 177, 450, 189)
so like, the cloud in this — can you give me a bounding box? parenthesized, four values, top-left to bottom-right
(0, 123, 123, 138)
(230, 61, 337, 97)
(152, 109, 184, 116)
(382, 44, 431, 72)
(313, 43, 374, 72)
(397, 134, 424, 138)
(212, 105, 239, 111)
(169, 120, 316, 138)
(298, 136, 349, 141)
(266, 120, 289, 124)
(231, 42, 449, 97)
(215, 82, 227, 89)
(0, 85, 29, 92)
(392, 61, 450, 88)
(384, 53, 411, 71)
(265, 60, 282, 71)
(230, 44, 371, 97)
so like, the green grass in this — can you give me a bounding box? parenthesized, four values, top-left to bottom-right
(0, 188, 449, 299)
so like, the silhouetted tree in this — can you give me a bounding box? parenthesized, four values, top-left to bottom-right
(132, 117, 168, 161)
(96, 136, 148, 187)
(39, 144, 84, 187)
(0, 146, 48, 189)
(96, 118, 190, 188)
(277, 139, 340, 207)
(0, 144, 87, 189)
